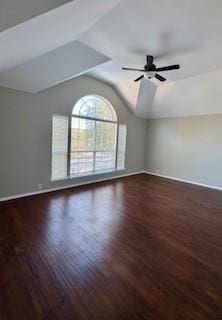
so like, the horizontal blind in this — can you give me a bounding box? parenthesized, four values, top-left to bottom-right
(51, 115, 68, 180)
(117, 124, 127, 170)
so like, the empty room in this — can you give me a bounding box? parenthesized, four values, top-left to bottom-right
(0, 0, 222, 319)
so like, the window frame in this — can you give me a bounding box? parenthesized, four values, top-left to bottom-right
(51, 96, 127, 181)
(72, 95, 117, 122)
(69, 114, 124, 177)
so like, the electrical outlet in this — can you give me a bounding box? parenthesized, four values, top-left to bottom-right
(127, 169, 131, 173)
(163, 171, 166, 175)
(156, 169, 159, 174)
(38, 184, 42, 190)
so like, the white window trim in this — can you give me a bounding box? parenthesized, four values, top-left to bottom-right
(51, 95, 127, 181)
(51, 114, 127, 181)
(69, 114, 126, 177)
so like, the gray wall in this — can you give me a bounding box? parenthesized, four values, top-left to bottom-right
(2, 73, 222, 199)
(145, 114, 222, 189)
(0, 76, 146, 198)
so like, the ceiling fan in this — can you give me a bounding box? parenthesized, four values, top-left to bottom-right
(122, 55, 180, 82)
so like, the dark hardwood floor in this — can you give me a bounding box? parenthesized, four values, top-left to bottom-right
(0, 174, 222, 320)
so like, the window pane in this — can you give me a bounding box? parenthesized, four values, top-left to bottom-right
(95, 122, 117, 171)
(70, 152, 94, 175)
(117, 124, 127, 170)
(95, 152, 116, 171)
(51, 115, 68, 180)
(72, 95, 117, 122)
(70, 116, 123, 176)
(95, 97, 114, 120)
(96, 121, 117, 152)
(71, 118, 95, 152)
(73, 95, 96, 118)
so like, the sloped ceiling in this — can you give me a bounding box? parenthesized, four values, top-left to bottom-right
(0, 0, 120, 72)
(0, 0, 71, 32)
(0, 41, 109, 92)
(0, 0, 222, 118)
(82, 0, 222, 117)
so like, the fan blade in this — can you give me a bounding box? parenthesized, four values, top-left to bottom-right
(146, 55, 153, 68)
(155, 64, 180, 72)
(155, 74, 166, 82)
(134, 75, 144, 82)
(122, 67, 145, 72)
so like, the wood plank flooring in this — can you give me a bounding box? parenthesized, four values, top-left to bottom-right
(0, 174, 222, 319)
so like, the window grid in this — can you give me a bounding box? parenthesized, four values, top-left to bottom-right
(70, 116, 118, 176)
(73, 95, 117, 122)
(51, 95, 126, 180)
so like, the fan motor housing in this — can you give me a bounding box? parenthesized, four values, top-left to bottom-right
(145, 64, 156, 71)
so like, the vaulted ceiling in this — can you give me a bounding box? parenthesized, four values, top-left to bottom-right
(1, 0, 222, 119)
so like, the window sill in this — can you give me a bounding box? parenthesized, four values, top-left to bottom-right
(51, 168, 126, 182)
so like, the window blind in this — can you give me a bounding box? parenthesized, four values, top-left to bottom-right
(51, 115, 69, 180)
(117, 124, 127, 170)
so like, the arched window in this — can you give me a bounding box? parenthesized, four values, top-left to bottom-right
(51, 95, 126, 180)
(73, 95, 117, 122)
(70, 95, 126, 176)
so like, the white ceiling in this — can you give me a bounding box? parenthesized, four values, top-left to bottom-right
(0, 41, 109, 92)
(0, 0, 120, 72)
(0, 0, 71, 32)
(151, 69, 222, 119)
(83, 0, 222, 79)
(83, 0, 222, 116)
(1, 0, 222, 118)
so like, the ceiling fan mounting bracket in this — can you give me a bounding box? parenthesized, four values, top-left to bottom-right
(144, 64, 156, 71)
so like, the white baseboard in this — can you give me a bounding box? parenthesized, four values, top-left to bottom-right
(0, 171, 145, 202)
(145, 171, 222, 191)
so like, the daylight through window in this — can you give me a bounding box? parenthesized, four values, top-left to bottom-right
(52, 95, 126, 180)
